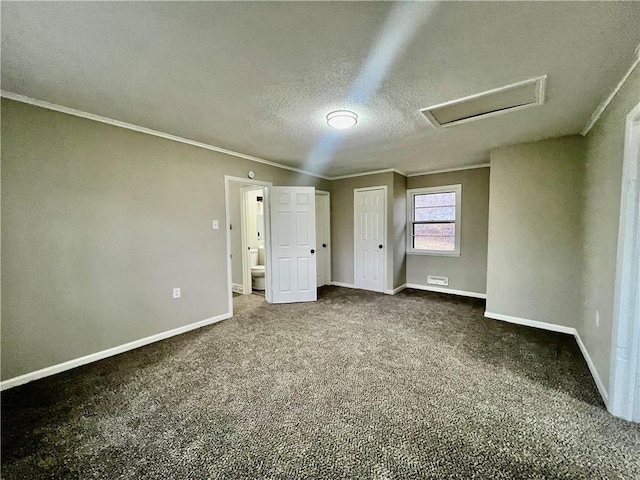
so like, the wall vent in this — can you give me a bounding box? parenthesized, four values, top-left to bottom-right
(427, 275, 449, 286)
(421, 75, 546, 128)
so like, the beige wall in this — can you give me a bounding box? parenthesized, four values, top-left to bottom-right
(329, 172, 397, 290)
(486, 136, 585, 328)
(406, 167, 490, 294)
(392, 173, 407, 290)
(580, 63, 640, 390)
(1, 99, 329, 380)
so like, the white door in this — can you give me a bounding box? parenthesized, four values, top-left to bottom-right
(315, 192, 330, 287)
(354, 187, 386, 292)
(610, 107, 640, 422)
(269, 186, 317, 303)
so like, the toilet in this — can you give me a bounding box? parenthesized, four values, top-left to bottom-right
(250, 245, 266, 291)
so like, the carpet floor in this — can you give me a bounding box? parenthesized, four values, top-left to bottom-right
(2, 287, 639, 479)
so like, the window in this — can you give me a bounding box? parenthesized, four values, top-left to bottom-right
(407, 184, 461, 256)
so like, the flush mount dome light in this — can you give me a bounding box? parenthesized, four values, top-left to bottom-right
(326, 110, 358, 129)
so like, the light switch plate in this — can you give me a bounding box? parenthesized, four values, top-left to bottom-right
(212, 220, 219, 230)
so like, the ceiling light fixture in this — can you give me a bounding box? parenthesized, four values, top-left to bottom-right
(326, 110, 358, 129)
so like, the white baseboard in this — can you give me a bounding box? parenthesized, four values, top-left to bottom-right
(330, 281, 358, 289)
(384, 284, 407, 295)
(484, 311, 575, 335)
(574, 331, 609, 407)
(406, 283, 487, 299)
(0, 311, 232, 391)
(484, 311, 610, 406)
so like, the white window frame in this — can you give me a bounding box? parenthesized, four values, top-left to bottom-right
(406, 184, 462, 256)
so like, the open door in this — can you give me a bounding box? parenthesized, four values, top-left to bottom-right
(268, 186, 317, 303)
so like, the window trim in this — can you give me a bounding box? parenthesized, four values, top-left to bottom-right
(406, 184, 462, 256)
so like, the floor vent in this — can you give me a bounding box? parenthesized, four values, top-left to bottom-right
(427, 276, 449, 286)
(421, 75, 546, 128)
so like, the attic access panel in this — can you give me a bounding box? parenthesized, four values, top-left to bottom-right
(421, 75, 546, 128)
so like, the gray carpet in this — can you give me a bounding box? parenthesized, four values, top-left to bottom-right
(2, 287, 639, 479)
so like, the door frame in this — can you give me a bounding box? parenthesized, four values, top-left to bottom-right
(609, 100, 640, 422)
(224, 175, 273, 316)
(353, 185, 388, 293)
(315, 190, 332, 287)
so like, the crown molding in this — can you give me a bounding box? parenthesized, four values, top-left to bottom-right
(0, 91, 331, 180)
(580, 45, 640, 136)
(328, 168, 406, 180)
(406, 163, 490, 177)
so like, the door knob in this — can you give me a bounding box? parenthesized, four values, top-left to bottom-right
(378, 244, 383, 249)
(311, 249, 315, 254)
(322, 243, 327, 248)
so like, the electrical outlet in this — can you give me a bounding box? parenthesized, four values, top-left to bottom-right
(595, 310, 600, 327)
(173, 288, 181, 299)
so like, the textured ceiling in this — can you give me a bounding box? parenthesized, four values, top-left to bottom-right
(2, 2, 639, 177)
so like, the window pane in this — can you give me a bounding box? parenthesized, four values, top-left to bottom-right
(414, 192, 455, 208)
(414, 223, 455, 236)
(413, 236, 456, 252)
(413, 236, 455, 251)
(414, 206, 455, 222)
(413, 223, 455, 251)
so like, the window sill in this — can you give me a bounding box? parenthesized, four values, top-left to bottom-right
(406, 251, 461, 257)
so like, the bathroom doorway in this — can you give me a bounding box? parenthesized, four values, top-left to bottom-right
(225, 176, 272, 315)
(241, 186, 267, 296)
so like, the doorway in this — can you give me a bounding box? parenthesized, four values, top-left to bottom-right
(354, 186, 387, 293)
(225, 178, 321, 312)
(241, 186, 267, 296)
(315, 190, 331, 287)
(225, 176, 272, 314)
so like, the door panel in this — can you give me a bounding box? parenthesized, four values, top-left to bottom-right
(277, 258, 292, 293)
(298, 257, 311, 292)
(270, 187, 317, 303)
(355, 188, 385, 292)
